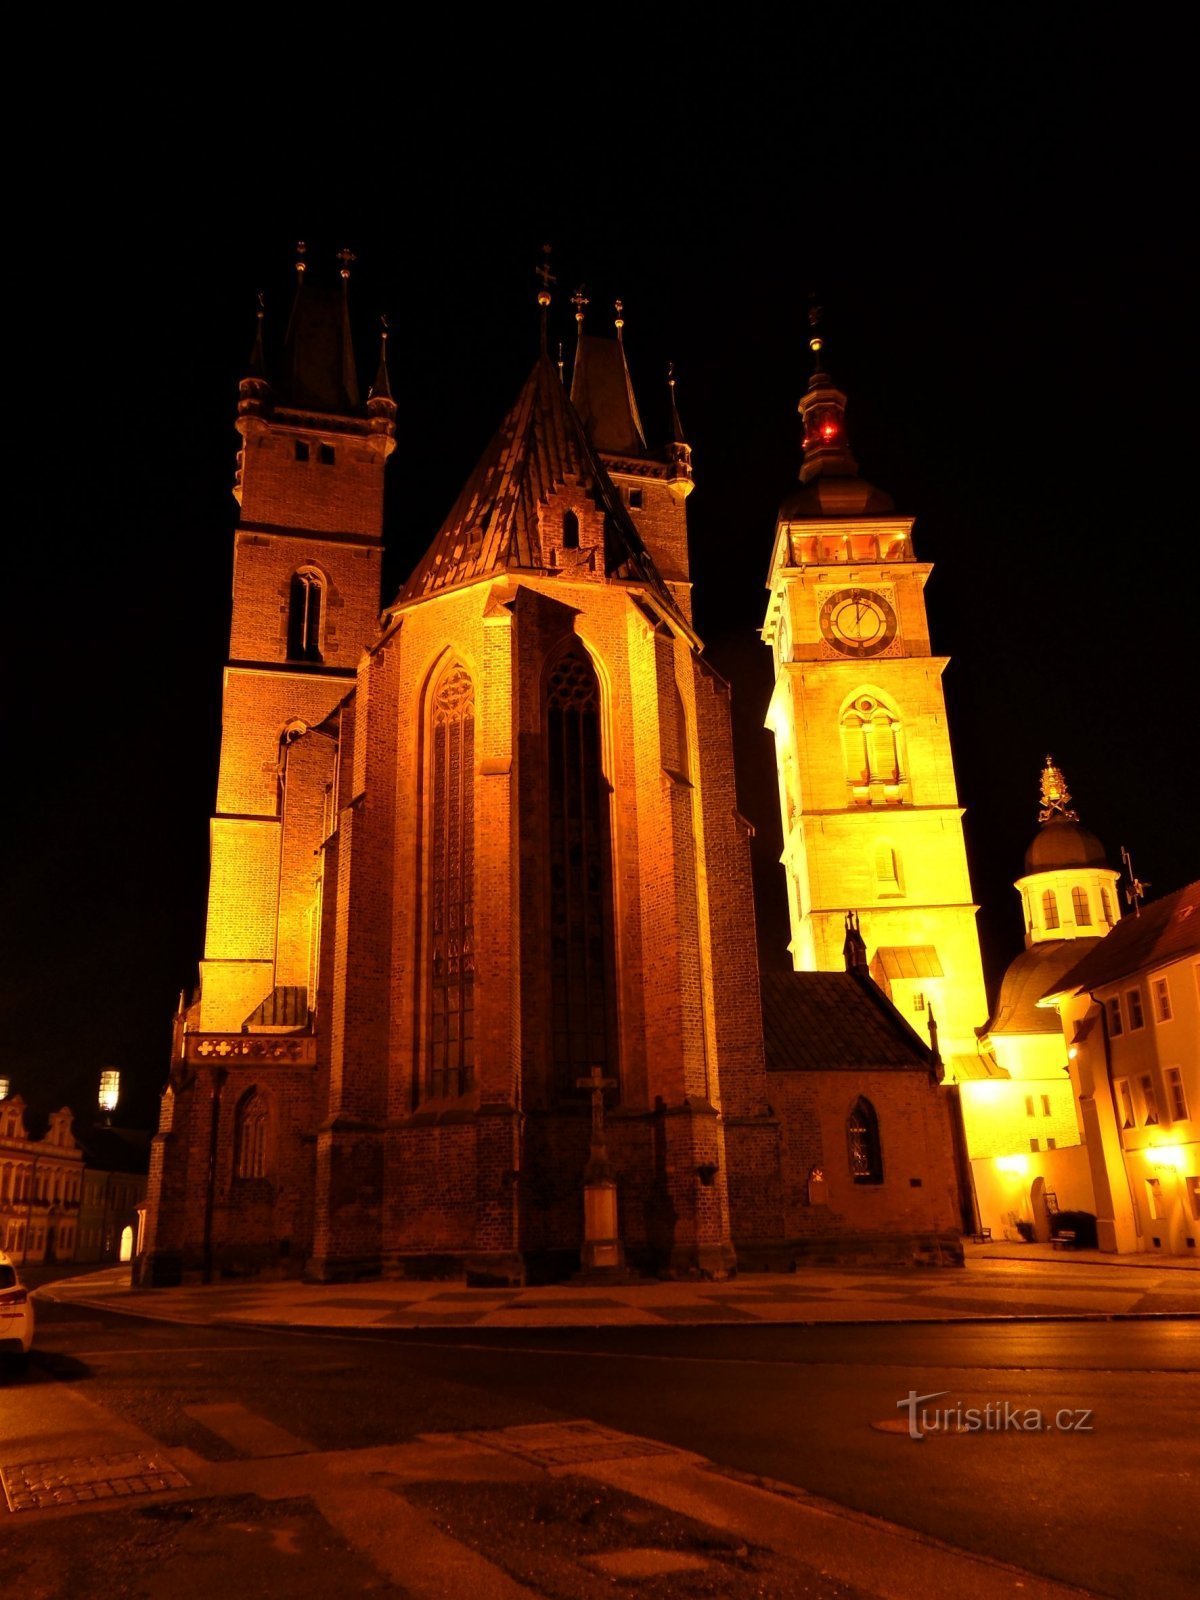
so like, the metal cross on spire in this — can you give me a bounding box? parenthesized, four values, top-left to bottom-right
(337, 246, 357, 282)
(536, 242, 556, 303)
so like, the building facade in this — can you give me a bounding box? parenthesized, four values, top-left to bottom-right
(762, 326, 989, 1072)
(0, 1097, 83, 1264)
(1043, 880, 1199, 1256)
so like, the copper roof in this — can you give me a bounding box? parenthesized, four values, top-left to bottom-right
(1023, 817, 1108, 873)
(400, 353, 683, 621)
(760, 970, 935, 1071)
(1044, 879, 1200, 1000)
(982, 938, 1102, 1036)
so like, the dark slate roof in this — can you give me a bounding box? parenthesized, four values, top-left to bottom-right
(760, 969, 935, 1071)
(982, 938, 1102, 1036)
(570, 333, 646, 455)
(400, 354, 684, 623)
(779, 474, 895, 520)
(1044, 880, 1200, 1000)
(1024, 817, 1108, 873)
(280, 280, 360, 414)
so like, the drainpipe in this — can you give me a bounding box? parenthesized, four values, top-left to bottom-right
(1092, 994, 1140, 1241)
(202, 1066, 227, 1284)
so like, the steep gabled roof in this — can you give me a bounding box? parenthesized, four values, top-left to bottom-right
(400, 354, 684, 623)
(570, 332, 646, 455)
(760, 969, 936, 1071)
(1043, 880, 1200, 1001)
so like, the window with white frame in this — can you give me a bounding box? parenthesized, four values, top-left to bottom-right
(1152, 977, 1172, 1023)
(1165, 1067, 1189, 1122)
(1126, 987, 1145, 1030)
(1139, 1074, 1160, 1125)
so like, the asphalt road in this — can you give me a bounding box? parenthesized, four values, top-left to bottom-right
(17, 1300, 1200, 1599)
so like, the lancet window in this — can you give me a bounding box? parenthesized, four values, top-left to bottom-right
(546, 644, 617, 1099)
(847, 1097, 883, 1184)
(427, 664, 475, 1099)
(234, 1091, 269, 1180)
(287, 568, 324, 662)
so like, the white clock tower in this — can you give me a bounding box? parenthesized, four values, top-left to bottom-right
(763, 318, 989, 1073)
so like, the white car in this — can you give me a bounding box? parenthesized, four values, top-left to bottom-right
(0, 1253, 34, 1363)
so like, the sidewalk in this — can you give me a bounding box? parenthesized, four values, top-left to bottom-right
(36, 1249, 1198, 1332)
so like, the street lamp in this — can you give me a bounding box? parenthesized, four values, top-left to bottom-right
(99, 1070, 120, 1119)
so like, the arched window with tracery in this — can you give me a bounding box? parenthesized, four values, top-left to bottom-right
(1042, 889, 1060, 930)
(287, 568, 324, 662)
(847, 1097, 883, 1184)
(427, 664, 475, 1099)
(234, 1091, 269, 1179)
(546, 643, 618, 1099)
(840, 692, 905, 803)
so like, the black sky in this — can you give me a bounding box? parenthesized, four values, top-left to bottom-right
(5, 18, 1194, 1132)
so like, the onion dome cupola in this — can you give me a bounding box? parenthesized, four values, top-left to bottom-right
(1014, 756, 1121, 948)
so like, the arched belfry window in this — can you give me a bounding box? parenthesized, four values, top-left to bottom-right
(1071, 886, 1090, 925)
(562, 509, 580, 550)
(1042, 889, 1060, 930)
(428, 664, 475, 1099)
(287, 568, 324, 662)
(840, 692, 905, 803)
(234, 1090, 269, 1180)
(545, 643, 618, 1098)
(847, 1097, 883, 1184)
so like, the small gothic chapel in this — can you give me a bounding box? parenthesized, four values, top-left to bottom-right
(139, 254, 965, 1286)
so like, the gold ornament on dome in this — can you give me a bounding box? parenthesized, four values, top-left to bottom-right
(1038, 754, 1079, 823)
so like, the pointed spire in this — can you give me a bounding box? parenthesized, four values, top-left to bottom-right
(535, 243, 555, 354)
(248, 291, 267, 378)
(612, 299, 647, 449)
(796, 300, 859, 485)
(1038, 754, 1079, 823)
(366, 315, 397, 459)
(666, 361, 693, 499)
(238, 291, 271, 419)
(281, 244, 361, 413)
(843, 910, 869, 972)
(571, 284, 589, 380)
(557, 340, 565, 386)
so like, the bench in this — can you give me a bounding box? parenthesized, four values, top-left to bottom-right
(1051, 1230, 1077, 1249)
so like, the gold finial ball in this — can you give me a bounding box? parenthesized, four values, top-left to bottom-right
(810, 335, 823, 354)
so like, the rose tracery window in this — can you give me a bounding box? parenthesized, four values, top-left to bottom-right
(546, 644, 618, 1099)
(428, 665, 475, 1099)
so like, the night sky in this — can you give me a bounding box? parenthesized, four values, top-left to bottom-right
(6, 21, 1193, 1133)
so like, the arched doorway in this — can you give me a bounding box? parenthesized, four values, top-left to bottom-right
(1030, 1176, 1052, 1242)
(119, 1226, 134, 1264)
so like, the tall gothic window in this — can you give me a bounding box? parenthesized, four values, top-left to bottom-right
(847, 1097, 883, 1184)
(287, 568, 324, 662)
(840, 692, 905, 803)
(428, 665, 475, 1099)
(546, 644, 617, 1098)
(234, 1091, 269, 1179)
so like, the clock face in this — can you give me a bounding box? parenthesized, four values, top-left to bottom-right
(819, 588, 899, 656)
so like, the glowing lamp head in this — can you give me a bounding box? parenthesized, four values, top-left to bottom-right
(996, 1154, 1030, 1177)
(821, 421, 838, 440)
(98, 1070, 120, 1115)
(0, 1076, 10, 1101)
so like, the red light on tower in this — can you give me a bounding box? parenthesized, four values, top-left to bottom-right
(821, 421, 837, 440)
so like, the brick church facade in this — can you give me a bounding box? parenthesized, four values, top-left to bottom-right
(137, 262, 966, 1286)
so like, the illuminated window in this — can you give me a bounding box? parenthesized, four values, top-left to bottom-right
(1042, 890, 1060, 930)
(847, 1097, 883, 1184)
(1126, 988, 1145, 1030)
(1071, 886, 1090, 925)
(840, 693, 905, 804)
(318, 443, 335, 466)
(562, 509, 580, 550)
(1166, 1067, 1189, 1122)
(912, 991, 925, 1013)
(1139, 1074, 1159, 1125)
(546, 643, 617, 1100)
(427, 664, 475, 1100)
(1152, 977, 1172, 1023)
(234, 1091, 269, 1179)
(1106, 996, 1123, 1037)
(287, 568, 324, 662)
(294, 440, 310, 462)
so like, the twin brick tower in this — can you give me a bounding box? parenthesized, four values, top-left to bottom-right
(138, 258, 986, 1286)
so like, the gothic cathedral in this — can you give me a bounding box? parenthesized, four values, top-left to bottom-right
(138, 264, 967, 1287)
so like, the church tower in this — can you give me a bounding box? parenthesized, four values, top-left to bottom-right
(199, 250, 396, 1032)
(763, 317, 988, 1071)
